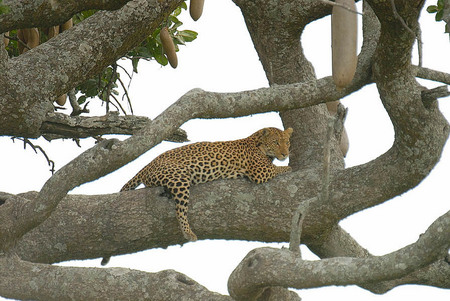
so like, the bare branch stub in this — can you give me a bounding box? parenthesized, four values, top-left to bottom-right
(415, 66, 450, 85)
(421, 86, 450, 108)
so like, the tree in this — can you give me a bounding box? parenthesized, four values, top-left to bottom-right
(0, 0, 449, 300)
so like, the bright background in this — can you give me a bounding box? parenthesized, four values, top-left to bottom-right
(1, 1, 449, 300)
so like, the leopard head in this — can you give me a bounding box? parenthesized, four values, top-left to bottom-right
(255, 127, 293, 160)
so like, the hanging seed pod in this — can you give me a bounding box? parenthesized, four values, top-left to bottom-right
(61, 18, 73, 32)
(190, 0, 204, 21)
(56, 94, 67, 106)
(160, 27, 178, 68)
(18, 28, 40, 54)
(331, 0, 357, 89)
(3, 31, 9, 47)
(46, 26, 59, 38)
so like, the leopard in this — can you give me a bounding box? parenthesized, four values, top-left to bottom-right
(101, 127, 292, 265)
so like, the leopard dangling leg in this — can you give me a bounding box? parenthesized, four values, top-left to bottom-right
(166, 177, 197, 241)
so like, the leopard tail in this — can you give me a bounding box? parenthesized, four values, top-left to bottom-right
(120, 173, 142, 191)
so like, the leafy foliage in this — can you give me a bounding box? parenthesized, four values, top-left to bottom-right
(427, 0, 446, 21)
(74, 2, 197, 114)
(427, 0, 450, 36)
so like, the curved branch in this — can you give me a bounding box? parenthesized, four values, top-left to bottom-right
(0, 0, 132, 32)
(0, 255, 231, 301)
(227, 211, 450, 300)
(307, 224, 450, 294)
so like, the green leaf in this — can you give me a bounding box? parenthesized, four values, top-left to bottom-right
(77, 96, 87, 105)
(154, 52, 168, 66)
(436, 9, 444, 21)
(168, 15, 181, 25)
(427, 5, 438, 13)
(437, 0, 444, 9)
(178, 30, 198, 42)
(175, 35, 186, 45)
(173, 6, 182, 17)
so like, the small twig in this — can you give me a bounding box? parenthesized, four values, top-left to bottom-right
(320, 0, 364, 15)
(416, 24, 423, 67)
(116, 63, 133, 81)
(101, 96, 120, 112)
(117, 76, 133, 115)
(110, 94, 127, 115)
(93, 136, 106, 144)
(53, 105, 66, 111)
(4, 34, 31, 51)
(123, 55, 152, 61)
(320, 116, 335, 202)
(11, 137, 55, 174)
(72, 138, 81, 148)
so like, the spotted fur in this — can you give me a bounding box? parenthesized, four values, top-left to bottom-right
(134, 128, 292, 241)
(101, 127, 292, 265)
(123, 127, 292, 241)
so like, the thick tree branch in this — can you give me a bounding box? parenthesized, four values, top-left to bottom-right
(40, 111, 188, 142)
(8, 185, 449, 293)
(227, 211, 450, 300)
(0, 255, 231, 301)
(0, 0, 132, 32)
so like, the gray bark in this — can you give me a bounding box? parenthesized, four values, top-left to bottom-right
(41, 111, 188, 142)
(0, 0, 133, 32)
(0, 255, 232, 301)
(0, 0, 449, 300)
(228, 211, 450, 300)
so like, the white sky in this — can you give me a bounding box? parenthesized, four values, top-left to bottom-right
(1, 1, 449, 300)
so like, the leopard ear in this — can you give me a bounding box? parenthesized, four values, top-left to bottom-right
(261, 128, 270, 138)
(285, 127, 293, 137)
